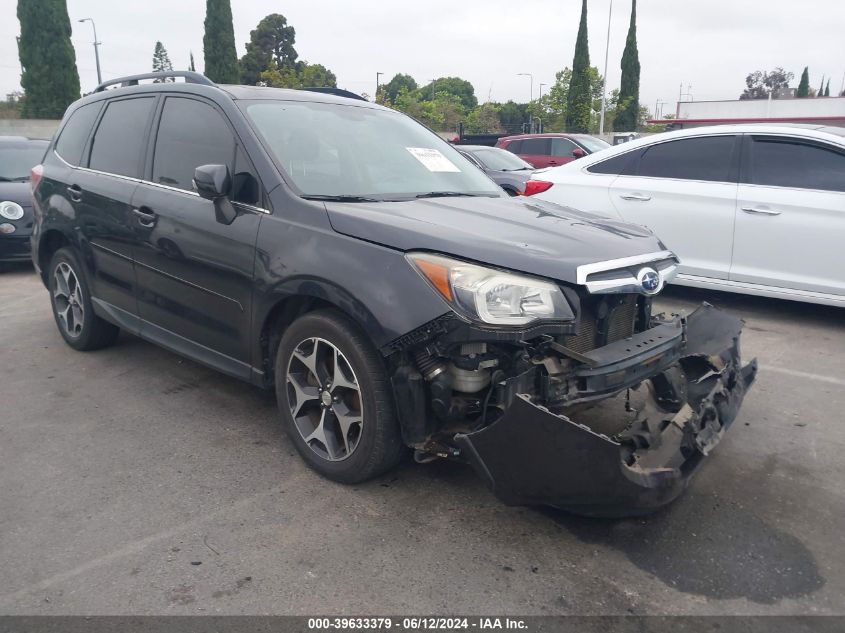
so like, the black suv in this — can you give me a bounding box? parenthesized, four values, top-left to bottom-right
(31, 72, 756, 515)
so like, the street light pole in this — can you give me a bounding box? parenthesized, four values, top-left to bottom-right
(538, 82, 546, 101)
(375, 72, 384, 102)
(517, 72, 533, 104)
(78, 18, 102, 86)
(599, 0, 613, 135)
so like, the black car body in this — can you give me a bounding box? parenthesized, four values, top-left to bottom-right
(456, 145, 533, 195)
(31, 72, 755, 516)
(0, 138, 47, 263)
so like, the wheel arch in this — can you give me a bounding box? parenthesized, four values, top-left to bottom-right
(256, 281, 389, 388)
(37, 228, 73, 285)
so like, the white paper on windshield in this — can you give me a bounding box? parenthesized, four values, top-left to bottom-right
(406, 147, 461, 172)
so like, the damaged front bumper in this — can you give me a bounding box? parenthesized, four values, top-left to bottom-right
(454, 303, 757, 516)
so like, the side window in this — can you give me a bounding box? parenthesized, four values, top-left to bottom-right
(153, 97, 236, 193)
(505, 140, 522, 154)
(520, 138, 551, 155)
(636, 136, 736, 182)
(551, 138, 579, 157)
(55, 102, 102, 166)
(587, 151, 639, 175)
(748, 137, 845, 193)
(89, 97, 155, 178)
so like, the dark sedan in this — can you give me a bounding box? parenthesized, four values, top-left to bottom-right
(0, 138, 47, 265)
(456, 145, 534, 196)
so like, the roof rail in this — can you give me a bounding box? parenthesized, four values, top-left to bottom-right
(300, 87, 368, 102)
(94, 71, 215, 93)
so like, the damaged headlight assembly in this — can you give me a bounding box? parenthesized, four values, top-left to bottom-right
(407, 252, 574, 326)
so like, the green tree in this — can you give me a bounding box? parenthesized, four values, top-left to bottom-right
(429, 92, 465, 132)
(189, 51, 196, 72)
(796, 67, 810, 97)
(742, 67, 794, 100)
(203, 0, 239, 83)
(824, 79, 831, 97)
(566, 0, 592, 132)
(17, 0, 80, 118)
(152, 41, 174, 80)
(817, 75, 825, 97)
(418, 77, 477, 110)
(613, 0, 640, 131)
(545, 66, 604, 132)
(239, 14, 298, 85)
(260, 61, 336, 89)
(383, 73, 418, 104)
(464, 103, 503, 134)
(391, 87, 443, 130)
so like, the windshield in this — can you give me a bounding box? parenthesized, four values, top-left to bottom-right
(243, 100, 501, 200)
(467, 147, 533, 171)
(0, 146, 44, 181)
(574, 135, 611, 153)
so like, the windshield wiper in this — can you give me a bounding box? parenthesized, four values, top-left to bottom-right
(414, 191, 482, 199)
(0, 176, 29, 182)
(301, 194, 382, 203)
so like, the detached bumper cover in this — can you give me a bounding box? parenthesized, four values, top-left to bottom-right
(454, 304, 757, 515)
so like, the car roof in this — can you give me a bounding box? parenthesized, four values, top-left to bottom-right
(457, 145, 508, 152)
(560, 123, 845, 168)
(499, 133, 580, 141)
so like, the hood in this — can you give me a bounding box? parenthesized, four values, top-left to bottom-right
(325, 196, 667, 284)
(0, 182, 32, 206)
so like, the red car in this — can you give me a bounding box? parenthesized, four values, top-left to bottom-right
(495, 133, 610, 169)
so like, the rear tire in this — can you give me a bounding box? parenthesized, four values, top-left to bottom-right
(275, 309, 405, 484)
(48, 247, 119, 351)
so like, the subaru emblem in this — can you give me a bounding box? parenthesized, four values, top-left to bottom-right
(637, 267, 661, 295)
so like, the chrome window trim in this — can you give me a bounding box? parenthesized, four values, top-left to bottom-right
(52, 150, 271, 214)
(576, 250, 679, 295)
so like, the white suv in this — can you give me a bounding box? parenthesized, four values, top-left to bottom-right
(529, 124, 845, 307)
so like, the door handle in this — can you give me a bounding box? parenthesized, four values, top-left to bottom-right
(132, 207, 157, 227)
(67, 185, 83, 203)
(620, 193, 652, 201)
(741, 206, 781, 216)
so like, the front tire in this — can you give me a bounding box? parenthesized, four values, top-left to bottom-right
(49, 247, 119, 351)
(275, 310, 405, 484)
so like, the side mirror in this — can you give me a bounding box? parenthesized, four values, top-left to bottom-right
(571, 148, 586, 158)
(193, 164, 237, 225)
(194, 164, 231, 200)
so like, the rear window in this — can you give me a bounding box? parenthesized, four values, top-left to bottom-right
(89, 97, 155, 178)
(55, 102, 102, 166)
(587, 151, 639, 175)
(0, 143, 46, 181)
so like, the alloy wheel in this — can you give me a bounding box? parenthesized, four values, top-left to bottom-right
(53, 262, 85, 338)
(286, 337, 363, 461)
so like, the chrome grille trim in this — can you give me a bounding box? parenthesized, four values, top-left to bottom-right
(576, 250, 679, 295)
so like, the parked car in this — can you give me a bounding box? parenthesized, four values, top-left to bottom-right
(30, 72, 755, 516)
(496, 133, 610, 168)
(526, 124, 845, 307)
(455, 145, 533, 195)
(0, 137, 47, 265)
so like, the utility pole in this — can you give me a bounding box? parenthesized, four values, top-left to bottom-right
(599, 0, 614, 135)
(375, 72, 383, 102)
(538, 82, 546, 101)
(78, 18, 102, 85)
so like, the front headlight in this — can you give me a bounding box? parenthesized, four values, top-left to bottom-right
(0, 201, 24, 221)
(407, 252, 574, 326)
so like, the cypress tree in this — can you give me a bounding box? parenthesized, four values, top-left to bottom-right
(796, 67, 809, 97)
(613, 0, 641, 131)
(152, 41, 174, 80)
(566, 0, 592, 133)
(189, 51, 196, 72)
(203, 0, 239, 83)
(824, 79, 830, 97)
(818, 75, 824, 97)
(17, 0, 80, 118)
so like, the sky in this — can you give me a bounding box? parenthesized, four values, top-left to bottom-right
(1, 0, 843, 118)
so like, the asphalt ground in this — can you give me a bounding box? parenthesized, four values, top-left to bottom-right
(1, 261, 843, 615)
